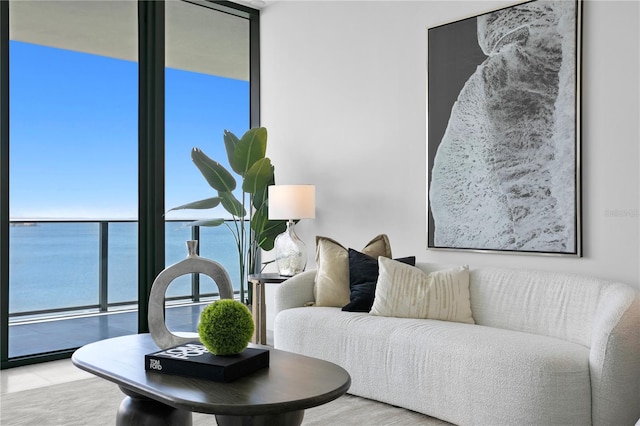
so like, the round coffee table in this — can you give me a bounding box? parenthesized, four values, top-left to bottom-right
(72, 333, 351, 426)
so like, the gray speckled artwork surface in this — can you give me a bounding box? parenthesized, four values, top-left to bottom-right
(428, 1, 579, 254)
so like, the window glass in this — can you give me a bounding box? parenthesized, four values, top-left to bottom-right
(165, 1, 250, 296)
(8, 0, 138, 358)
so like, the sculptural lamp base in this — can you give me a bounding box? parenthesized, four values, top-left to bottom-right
(274, 220, 307, 276)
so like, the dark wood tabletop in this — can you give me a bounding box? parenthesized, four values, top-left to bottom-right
(72, 333, 351, 417)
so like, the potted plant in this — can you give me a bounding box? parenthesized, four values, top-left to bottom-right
(168, 127, 286, 304)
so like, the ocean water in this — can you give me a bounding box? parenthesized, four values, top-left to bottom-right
(9, 221, 242, 314)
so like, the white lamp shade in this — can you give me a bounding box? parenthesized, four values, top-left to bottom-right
(268, 185, 316, 220)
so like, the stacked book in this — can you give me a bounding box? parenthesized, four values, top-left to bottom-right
(145, 342, 269, 382)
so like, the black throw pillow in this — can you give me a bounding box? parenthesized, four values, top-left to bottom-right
(342, 249, 415, 312)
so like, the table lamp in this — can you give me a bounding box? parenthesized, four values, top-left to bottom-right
(268, 185, 316, 276)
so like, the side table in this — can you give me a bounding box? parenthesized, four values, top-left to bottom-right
(249, 273, 287, 344)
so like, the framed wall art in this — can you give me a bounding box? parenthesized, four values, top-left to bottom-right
(427, 0, 582, 256)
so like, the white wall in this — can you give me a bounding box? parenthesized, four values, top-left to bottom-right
(260, 0, 640, 302)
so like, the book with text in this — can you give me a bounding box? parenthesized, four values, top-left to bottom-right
(145, 341, 269, 382)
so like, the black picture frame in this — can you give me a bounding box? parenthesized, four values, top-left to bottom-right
(427, 0, 582, 256)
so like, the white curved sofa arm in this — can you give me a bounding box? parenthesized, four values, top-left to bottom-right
(274, 270, 316, 315)
(590, 287, 640, 425)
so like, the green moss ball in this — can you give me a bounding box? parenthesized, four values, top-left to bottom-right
(198, 299, 255, 356)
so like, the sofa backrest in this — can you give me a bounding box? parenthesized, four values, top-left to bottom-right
(415, 262, 634, 348)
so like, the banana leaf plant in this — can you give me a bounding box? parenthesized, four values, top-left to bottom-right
(168, 127, 287, 304)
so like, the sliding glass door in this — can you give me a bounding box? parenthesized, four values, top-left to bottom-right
(164, 0, 250, 331)
(6, 0, 139, 362)
(0, 0, 260, 368)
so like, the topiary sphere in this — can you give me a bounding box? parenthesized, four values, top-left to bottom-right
(198, 299, 255, 356)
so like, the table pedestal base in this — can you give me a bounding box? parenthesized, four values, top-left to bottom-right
(116, 386, 192, 426)
(215, 410, 304, 426)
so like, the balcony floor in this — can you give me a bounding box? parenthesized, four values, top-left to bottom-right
(8, 303, 207, 359)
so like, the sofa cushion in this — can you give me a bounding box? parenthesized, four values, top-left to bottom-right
(314, 234, 392, 307)
(370, 258, 474, 324)
(274, 307, 591, 426)
(342, 249, 416, 313)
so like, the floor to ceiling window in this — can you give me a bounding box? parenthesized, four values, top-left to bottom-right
(163, 0, 250, 318)
(6, 0, 139, 362)
(0, 0, 259, 368)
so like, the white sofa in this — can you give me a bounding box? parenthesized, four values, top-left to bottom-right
(274, 263, 640, 425)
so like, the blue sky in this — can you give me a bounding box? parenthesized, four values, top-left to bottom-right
(9, 41, 249, 220)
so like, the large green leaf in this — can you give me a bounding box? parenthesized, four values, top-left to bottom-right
(242, 158, 273, 194)
(257, 220, 288, 251)
(250, 205, 268, 234)
(167, 197, 221, 212)
(223, 130, 242, 175)
(256, 236, 274, 252)
(219, 191, 246, 218)
(251, 204, 287, 249)
(234, 127, 267, 176)
(191, 148, 236, 192)
(188, 219, 226, 227)
(253, 167, 275, 210)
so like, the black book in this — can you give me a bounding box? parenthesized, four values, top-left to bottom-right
(145, 341, 269, 382)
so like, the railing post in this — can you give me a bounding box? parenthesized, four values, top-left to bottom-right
(99, 221, 109, 312)
(191, 225, 200, 302)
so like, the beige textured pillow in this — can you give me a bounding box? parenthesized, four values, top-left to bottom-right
(370, 257, 474, 324)
(314, 235, 392, 307)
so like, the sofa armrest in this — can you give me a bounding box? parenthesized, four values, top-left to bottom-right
(589, 286, 640, 426)
(274, 270, 316, 316)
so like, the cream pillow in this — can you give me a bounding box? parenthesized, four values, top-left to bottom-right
(370, 257, 474, 324)
(314, 235, 392, 307)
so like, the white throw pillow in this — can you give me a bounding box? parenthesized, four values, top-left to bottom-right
(370, 257, 474, 324)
